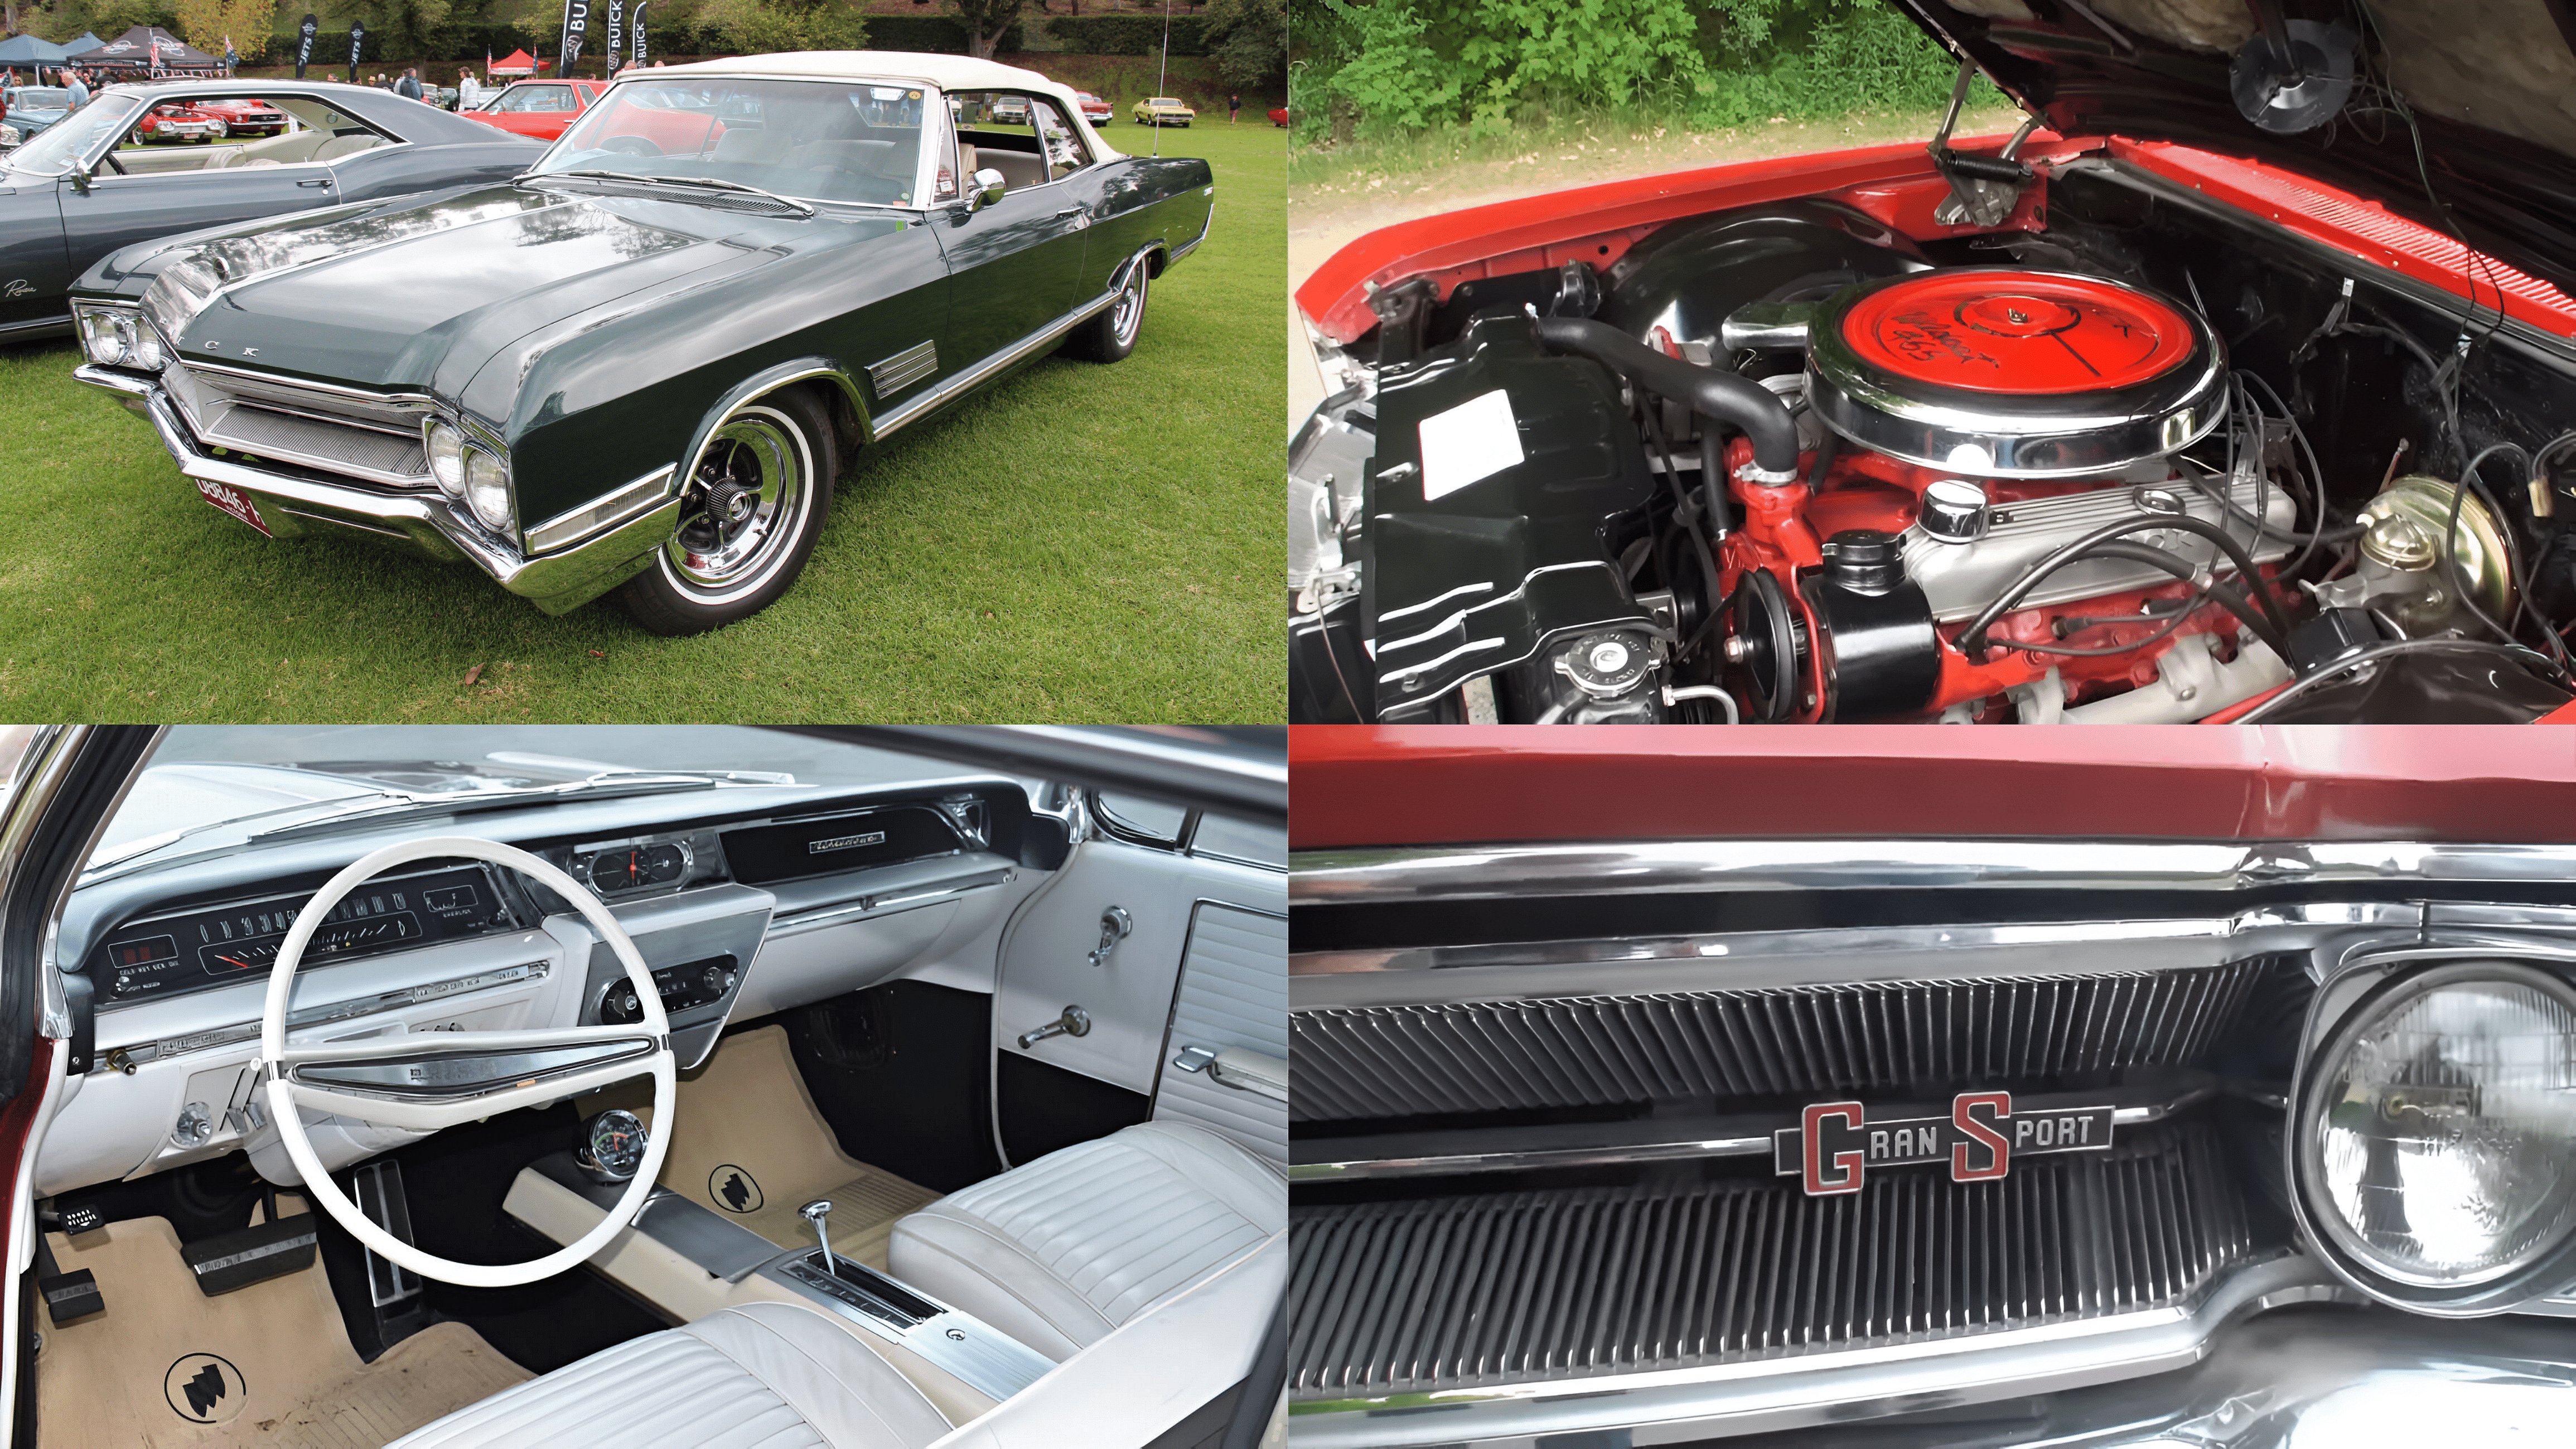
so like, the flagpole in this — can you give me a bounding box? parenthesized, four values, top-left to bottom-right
(1153, 0, 1169, 158)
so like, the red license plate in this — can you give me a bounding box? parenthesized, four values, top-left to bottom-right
(196, 478, 272, 537)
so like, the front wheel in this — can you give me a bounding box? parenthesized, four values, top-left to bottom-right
(1062, 260, 1149, 364)
(613, 387, 837, 635)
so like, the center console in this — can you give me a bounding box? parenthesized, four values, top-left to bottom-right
(507, 1152, 1055, 1412)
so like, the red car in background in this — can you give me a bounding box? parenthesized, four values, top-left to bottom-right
(192, 98, 288, 137)
(459, 78, 607, 141)
(1268, 106, 1287, 127)
(1075, 90, 1111, 124)
(131, 100, 228, 144)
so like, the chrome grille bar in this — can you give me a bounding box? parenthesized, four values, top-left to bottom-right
(163, 363, 431, 487)
(1290, 962, 2270, 1122)
(1287, 1122, 2259, 1402)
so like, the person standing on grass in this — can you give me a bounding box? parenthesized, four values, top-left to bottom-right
(61, 67, 87, 109)
(396, 66, 422, 100)
(457, 67, 480, 109)
(1228, 92, 1240, 123)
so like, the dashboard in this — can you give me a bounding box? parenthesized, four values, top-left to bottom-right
(39, 774, 1062, 1197)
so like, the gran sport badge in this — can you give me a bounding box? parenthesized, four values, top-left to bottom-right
(1775, 1092, 2114, 1196)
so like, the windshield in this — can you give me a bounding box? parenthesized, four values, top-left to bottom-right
(529, 76, 935, 208)
(90, 725, 990, 873)
(12, 88, 68, 109)
(4, 89, 140, 176)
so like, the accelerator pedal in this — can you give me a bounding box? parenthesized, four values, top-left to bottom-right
(182, 1191, 318, 1296)
(346, 1162, 428, 1344)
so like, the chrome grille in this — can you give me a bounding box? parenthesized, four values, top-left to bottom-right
(163, 364, 430, 487)
(1291, 962, 2268, 1122)
(1288, 1122, 2259, 1399)
(868, 340, 939, 393)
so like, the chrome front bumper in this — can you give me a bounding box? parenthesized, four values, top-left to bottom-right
(77, 364, 682, 616)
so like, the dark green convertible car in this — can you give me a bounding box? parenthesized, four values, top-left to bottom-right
(68, 52, 1216, 633)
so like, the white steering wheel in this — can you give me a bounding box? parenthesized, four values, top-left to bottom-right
(258, 837, 675, 1288)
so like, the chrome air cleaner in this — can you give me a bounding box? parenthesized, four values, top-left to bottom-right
(1802, 268, 2227, 477)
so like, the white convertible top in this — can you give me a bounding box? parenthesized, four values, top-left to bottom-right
(628, 50, 1124, 160)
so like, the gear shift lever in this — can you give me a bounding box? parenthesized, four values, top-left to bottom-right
(800, 1199, 837, 1274)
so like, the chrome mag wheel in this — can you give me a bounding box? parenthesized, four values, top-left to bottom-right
(664, 405, 811, 604)
(1111, 265, 1148, 349)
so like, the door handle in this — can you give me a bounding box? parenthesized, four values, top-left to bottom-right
(1053, 206, 1084, 219)
(296, 178, 332, 189)
(1086, 906, 1132, 968)
(1016, 1004, 1091, 1050)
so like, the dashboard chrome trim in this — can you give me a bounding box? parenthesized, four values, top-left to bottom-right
(102, 959, 552, 1068)
(763, 864, 1016, 939)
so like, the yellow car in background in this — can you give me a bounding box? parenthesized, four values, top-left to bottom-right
(1133, 95, 1194, 126)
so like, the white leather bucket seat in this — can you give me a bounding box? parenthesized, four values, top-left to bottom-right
(389, 1300, 951, 1448)
(888, 1120, 1286, 1361)
(388, 1121, 1285, 1448)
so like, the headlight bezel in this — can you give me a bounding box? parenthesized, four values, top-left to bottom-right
(75, 305, 134, 367)
(423, 419, 468, 498)
(462, 445, 513, 535)
(2290, 956, 2576, 1316)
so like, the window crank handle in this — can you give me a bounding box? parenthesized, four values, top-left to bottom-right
(1017, 1004, 1092, 1049)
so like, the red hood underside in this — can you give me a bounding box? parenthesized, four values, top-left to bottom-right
(1290, 727, 2576, 849)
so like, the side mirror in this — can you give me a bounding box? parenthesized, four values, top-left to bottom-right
(970, 167, 1004, 210)
(67, 161, 89, 194)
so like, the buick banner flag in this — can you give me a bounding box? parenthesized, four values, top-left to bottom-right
(631, 0, 646, 70)
(346, 18, 364, 81)
(559, 0, 588, 79)
(294, 13, 314, 80)
(605, 0, 622, 76)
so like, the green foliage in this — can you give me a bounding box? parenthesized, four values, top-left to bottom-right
(697, 0, 860, 55)
(44, 0, 180, 44)
(943, 0, 1020, 59)
(1296, 0, 1987, 144)
(1038, 13, 1207, 56)
(1198, 0, 1278, 90)
(867, 13, 1019, 54)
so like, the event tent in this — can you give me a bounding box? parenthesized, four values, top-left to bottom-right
(487, 49, 542, 75)
(0, 35, 81, 65)
(79, 25, 223, 73)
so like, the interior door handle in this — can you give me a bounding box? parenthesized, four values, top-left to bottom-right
(1086, 907, 1132, 968)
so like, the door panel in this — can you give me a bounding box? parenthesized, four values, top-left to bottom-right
(59, 168, 327, 288)
(1151, 904, 1287, 1162)
(0, 187, 72, 330)
(933, 183, 1086, 366)
(992, 814, 1283, 1165)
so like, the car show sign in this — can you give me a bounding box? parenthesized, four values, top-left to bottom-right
(630, 0, 646, 70)
(605, 0, 622, 76)
(294, 14, 314, 79)
(346, 18, 363, 81)
(559, 0, 588, 79)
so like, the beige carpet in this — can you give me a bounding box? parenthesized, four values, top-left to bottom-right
(587, 1025, 941, 1269)
(36, 1210, 526, 1448)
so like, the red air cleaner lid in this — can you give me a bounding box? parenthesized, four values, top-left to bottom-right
(1837, 271, 2196, 395)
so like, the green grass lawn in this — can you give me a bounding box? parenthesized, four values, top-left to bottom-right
(0, 121, 1283, 723)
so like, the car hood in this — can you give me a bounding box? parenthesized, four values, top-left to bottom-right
(143, 182, 866, 394)
(1907, 0, 2576, 306)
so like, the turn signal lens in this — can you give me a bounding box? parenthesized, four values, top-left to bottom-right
(2307, 964, 2576, 1289)
(426, 422, 467, 496)
(463, 448, 513, 533)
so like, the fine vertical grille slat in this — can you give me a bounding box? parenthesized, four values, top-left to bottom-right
(1291, 962, 2268, 1121)
(1288, 1123, 2255, 1399)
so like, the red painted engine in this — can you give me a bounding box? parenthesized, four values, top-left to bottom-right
(1694, 267, 2298, 724)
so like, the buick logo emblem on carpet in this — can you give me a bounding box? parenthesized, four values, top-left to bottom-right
(711, 1164, 764, 1213)
(1776, 1091, 2115, 1196)
(163, 1353, 248, 1423)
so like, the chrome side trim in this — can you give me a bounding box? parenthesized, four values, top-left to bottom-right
(866, 339, 939, 394)
(1283, 1255, 2346, 1447)
(1289, 1075, 2225, 1181)
(1291, 839, 2576, 906)
(524, 465, 678, 556)
(873, 287, 1120, 438)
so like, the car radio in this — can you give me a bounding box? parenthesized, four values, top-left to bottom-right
(596, 955, 739, 1025)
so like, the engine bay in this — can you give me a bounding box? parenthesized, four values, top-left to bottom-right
(1290, 152, 2576, 724)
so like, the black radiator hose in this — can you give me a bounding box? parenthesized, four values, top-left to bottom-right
(1533, 317, 1802, 477)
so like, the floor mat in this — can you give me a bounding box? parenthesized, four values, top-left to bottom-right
(36, 1213, 528, 1448)
(617, 1025, 943, 1268)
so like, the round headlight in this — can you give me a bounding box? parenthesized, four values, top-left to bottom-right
(463, 448, 513, 533)
(426, 422, 467, 496)
(129, 321, 165, 372)
(2301, 961, 2576, 1302)
(80, 310, 129, 366)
